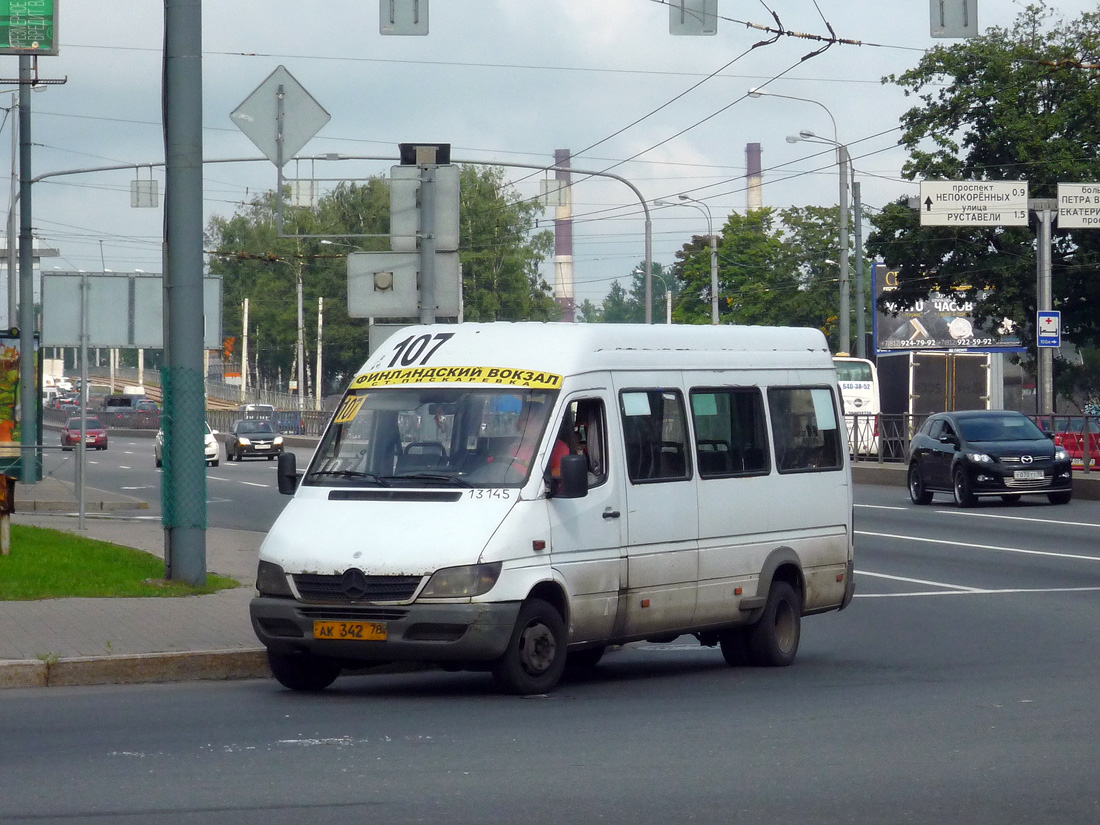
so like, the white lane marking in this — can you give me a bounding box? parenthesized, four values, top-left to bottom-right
(855, 501, 1100, 529)
(857, 530, 1100, 562)
(857, 571, 983, 592)
(933, 509, 1100, 529)
(856, 584, 1100, 598)
(120, 486, 151, 491)
(208, 475, 270, 488)
(118, 465, 131, 470)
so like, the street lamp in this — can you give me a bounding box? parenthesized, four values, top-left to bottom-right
(634, 267, 672, 324)
(654, 197, 718, 324)
(749, 89, 853, 355)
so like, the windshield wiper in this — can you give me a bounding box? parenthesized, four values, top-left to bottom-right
(385, 472, 473, 488)
(308, 470, 391, 486)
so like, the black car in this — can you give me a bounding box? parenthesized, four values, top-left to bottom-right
(225, 418, 284, 461)
(907, 410, 1072, 506)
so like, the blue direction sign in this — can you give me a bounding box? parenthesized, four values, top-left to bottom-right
(1037, 311, 1061, 348)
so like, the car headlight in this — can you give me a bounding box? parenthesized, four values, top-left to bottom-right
(238, 437, 251, 446)
(1055, 448, 1070, 461)
(966, 451, 993, 463)
(420, 562, 502, 599)
(255, 560, 294, 597)
(273, 436, 284, 445)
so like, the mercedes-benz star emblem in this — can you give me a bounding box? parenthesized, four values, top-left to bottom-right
(1021, 455, 1033, 464)
(341, 568, 369, 600)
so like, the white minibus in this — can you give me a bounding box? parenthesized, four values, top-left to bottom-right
(251, 323, 855, 694)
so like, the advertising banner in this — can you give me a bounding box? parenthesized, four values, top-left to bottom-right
(873, 263, 1024, 354)
(0, 0, 57, 55)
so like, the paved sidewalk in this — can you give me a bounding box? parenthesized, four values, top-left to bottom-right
(0, 477, 270, 689)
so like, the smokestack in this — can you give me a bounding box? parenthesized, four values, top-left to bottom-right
(746, 143, 763, 211)
(553, 149, 575, 322)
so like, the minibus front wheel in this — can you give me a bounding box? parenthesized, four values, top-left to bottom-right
(267, 649, 342, 692)
(493, 599, 567, 695)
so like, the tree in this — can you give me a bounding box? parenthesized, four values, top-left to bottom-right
(207, 166, 558, 393)
(867, 3, 1100, 363)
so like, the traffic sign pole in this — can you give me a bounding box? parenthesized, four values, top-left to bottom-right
(1033, 199, 1056, 417)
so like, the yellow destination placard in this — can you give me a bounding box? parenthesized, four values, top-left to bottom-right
(351, 366, 563, 390)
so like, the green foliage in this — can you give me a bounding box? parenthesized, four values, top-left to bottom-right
(0, 525, 237, 600)
(868, 3, 1100, 358)
(207, 166, 557, 393)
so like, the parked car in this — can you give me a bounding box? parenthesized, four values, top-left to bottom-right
(133, 399, 160, 413)
(224, 418, 284, 461)
(60, 416, 108, 451)
(154, 422, 220, 468)
(908, 409, 1072, 507)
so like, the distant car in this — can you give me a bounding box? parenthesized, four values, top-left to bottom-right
(154, 422, 220, 468)
(60, 416, 108, 451)
(224, 418, 284, 461)
(133, 399, 160, 413)
(908, 409, 1072, 507)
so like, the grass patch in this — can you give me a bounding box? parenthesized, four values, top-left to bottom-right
(0, 524, 239, 600)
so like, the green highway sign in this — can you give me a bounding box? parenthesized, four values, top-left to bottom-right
(0, 0, 57, 55)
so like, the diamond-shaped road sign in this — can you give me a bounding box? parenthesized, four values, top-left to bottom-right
(231, 65, 330, 167)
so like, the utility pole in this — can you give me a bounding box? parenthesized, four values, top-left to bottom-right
(17, 54, 37, 483)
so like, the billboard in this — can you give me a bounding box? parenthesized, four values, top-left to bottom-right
(0, 0, 57, 56)
(873, 262, 1024, 354)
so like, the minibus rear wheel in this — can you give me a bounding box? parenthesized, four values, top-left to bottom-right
(493, 599, 567, 695)
(267, 649, 342, 692)
(747, 581, 801, 667)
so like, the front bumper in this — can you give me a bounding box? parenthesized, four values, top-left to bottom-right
(962, 462, 1072, 496)
(250, 596, 521, 665)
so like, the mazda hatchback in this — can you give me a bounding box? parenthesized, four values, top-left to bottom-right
(908, 410, 1072, 506)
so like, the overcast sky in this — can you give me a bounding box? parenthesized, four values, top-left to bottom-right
(2, 0, 1093, 323)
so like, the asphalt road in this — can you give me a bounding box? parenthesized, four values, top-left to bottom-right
(39, 431, 310, 531)
(3, 482, 1098, 823)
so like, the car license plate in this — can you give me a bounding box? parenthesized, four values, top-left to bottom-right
(255, 443, 269, 449)
(313, 620, 387, 641)
(1014, 470, 1044, 480)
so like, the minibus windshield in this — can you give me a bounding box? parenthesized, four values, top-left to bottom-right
(305, 386, 559, 488)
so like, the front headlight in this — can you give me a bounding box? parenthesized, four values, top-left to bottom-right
(966, 451, 993, 463)
(1055, 448, 1070, 461)
(420, 562, 502, 599)
(256, 560, 294, 597)
(238, 437, 252, 446)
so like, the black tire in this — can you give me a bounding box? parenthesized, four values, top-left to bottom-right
(747, 581, 801, 667)
(154, 455, 162, 468)
(210, 459, 220, 467)
(908, 463, 932, 505)
(952, 468, 975, 508)
(266, 650, 341, 692)
(565, 645, 606, 670)
(492, 598, 567, 695)
(1048, 490, 1072, 505)
(718, 627, 751, 666)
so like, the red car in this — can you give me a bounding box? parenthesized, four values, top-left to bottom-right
(60, 416, 109, 451)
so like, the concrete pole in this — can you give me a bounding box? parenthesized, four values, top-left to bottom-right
(17, 55, 37, 484)
(162, 0, 207, 585)
(853, 180, 866, 359)
(295, 260, 304, 416)
(709, 231, 719, 325)
(418, 158, 437, 325)
(1036, 204, 1054, 416)
(315, 296, 323, 410)
(240, 297, 248, 403)
(837, 145, 851, 356)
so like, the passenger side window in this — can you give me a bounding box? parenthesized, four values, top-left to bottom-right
(620, 389, 691, 483)
(767, 387, 843, 473)
(689, 388, 770, 477)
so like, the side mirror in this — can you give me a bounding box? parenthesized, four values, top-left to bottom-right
(552, 454, 589, 499)
(938, 435, 959, 448)
(277, 452, 300, 495)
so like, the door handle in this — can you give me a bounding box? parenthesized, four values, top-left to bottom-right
(602, 509, 621, 519)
